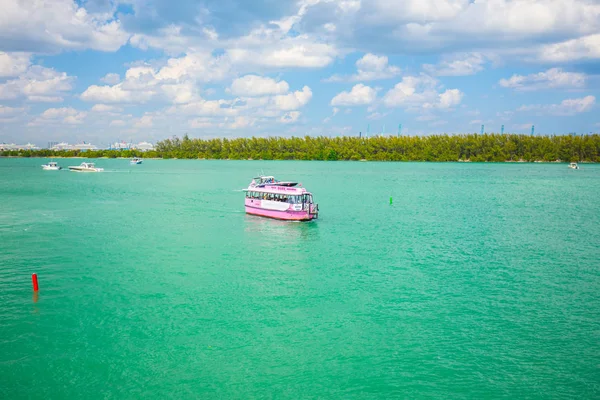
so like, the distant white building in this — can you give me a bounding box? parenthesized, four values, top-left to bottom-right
(0, 143, 39, 150)
(73, 143, 98, 151)
(51, 142, 98, 151)
(132, 141, 154, 151)
(110, 141, 132, 150)
(50, 142, 71, 150)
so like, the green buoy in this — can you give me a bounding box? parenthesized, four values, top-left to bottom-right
(390, 196, 393, 205)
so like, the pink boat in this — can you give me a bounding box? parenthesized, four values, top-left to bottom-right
(244, 176, 319, 221)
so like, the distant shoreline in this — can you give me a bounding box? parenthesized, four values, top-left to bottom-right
(0, 155, 595, 164)
(2, 133, 599, 162)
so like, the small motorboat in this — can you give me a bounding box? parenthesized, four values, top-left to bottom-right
(42, 161, 62, 170)
(130, 157, 143, 165)
(568, 162, 579, 170)
(68, 162, 104, 172)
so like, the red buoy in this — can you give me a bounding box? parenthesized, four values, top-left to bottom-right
(32, 273, 39, 292)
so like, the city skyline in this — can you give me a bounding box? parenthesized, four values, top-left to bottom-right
(0, 0, 599, 145)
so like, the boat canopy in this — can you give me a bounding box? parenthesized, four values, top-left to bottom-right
(252, 176, 298, 187)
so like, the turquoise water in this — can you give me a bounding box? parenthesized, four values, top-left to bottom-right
(1, 158, 599, 399)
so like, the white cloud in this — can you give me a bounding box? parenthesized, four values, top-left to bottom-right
(81, 52, 234, 104)
(325, 53, 400, 82)
(227, 40, 337, 69)
(367, 112, 389, 120)
(518, 95, 595, 116)
(29, 106, 86, 126)
(536, 34, 600, 62)
(134, 115, 153, 128)
(230, 75, 290, 97)
(203, 27, 219, 41)
(423, 53, 486, 76)
(274, 86, 313, 110)
(64, 114, 86, 124)
(164, 82, 312, 131)
(383, 75, 463, 110)
(91, 104, 123, 113)
(130, 6, 338, 70)
(299, 0, 600, 63)
(499, 68, 586, 91)
(439, 89, 463, 108)
(81, 84, 150, 103)
(324, 23, 337, 32)
(365, 0, 469, 23)
(0, 65, 75, 102)
(0, 105, 25, 118)
(155, 52, 231, 83)
(0, 0, 129, 52)
(171, 99, 238, 117)
(390, 1, 600, 46)
(41, 107, 79, 118)
(110, 119, 126, 127)
(0, 52, 31, 77)
(29, 96, 64, 102)
(101, 73, 121, 85)
(230, 116, 256, 129)
(331, 84, 377, 106)
(280, 111, 301, 124)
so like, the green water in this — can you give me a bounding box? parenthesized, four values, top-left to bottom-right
(1, 158, 599, 399)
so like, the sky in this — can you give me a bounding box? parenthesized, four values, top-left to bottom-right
(0, 0, 599, 146)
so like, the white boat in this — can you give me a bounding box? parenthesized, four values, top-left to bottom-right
(568, 162, 579, 170)
(130, 157, 143, 165)
(68, 162, 104, 172)
(42, 161, 62, 170)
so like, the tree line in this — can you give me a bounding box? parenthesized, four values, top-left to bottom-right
(2, 134, 599, 162)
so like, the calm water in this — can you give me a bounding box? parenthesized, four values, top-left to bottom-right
(1, 158, 599, 399)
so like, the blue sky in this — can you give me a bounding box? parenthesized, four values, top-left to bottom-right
(0, 0, 599, 146)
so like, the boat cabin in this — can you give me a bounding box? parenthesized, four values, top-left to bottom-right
(245, 190, 314, 205)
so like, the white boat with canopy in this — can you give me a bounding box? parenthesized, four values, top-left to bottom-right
(68, 162, 104, 172)
(42, 161, 62, 170)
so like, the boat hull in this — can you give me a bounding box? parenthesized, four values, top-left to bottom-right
(68, 167, 103, 172)
(245, 205, 317, 221)
(42, 166, 61, 170)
